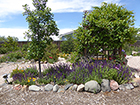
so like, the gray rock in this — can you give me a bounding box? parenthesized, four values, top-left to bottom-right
(77, 84, 85, 92)
(29, 85, 41, 92)
(101, 79, 111, 92)
(119, 85, 126, 91)
(124, 83, 134, 90)
(58, 88, 65, 93)
(85, 80, 101, 93)
(72, 84, 78, 91)
(53, 84, 59, 92)
(44, 84, 53, 91)
(64, 84, 73, 90)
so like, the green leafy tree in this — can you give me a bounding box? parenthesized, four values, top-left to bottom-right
(23, 0, 59, 78)
(74, 2, 138, 56)
(0, 36, 7, 42)
(1, 36, 19, 52)
(60, 34, 76, 54)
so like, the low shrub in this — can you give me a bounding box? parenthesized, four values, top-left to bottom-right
(11, 66, 38, 86)
(0, 47, 9, 54)
(11, 60, 132, 86)
(0, 50, 24, 63)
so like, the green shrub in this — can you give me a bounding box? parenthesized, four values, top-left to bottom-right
(41, 42, 59, 63)
(0, 47, 9, 54)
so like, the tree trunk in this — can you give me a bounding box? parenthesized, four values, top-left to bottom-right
(38, 58, 42, 78)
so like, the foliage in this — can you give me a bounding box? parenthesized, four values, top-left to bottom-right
(41, 42, 59, 63)
(57, 53, 70, 60)
(23, 0, 59, 77)
(74, 2, 138, 57)
(11, 66, 38, 86)
(123, 43, 140, 55)
(1, 36, 19, 52)
(60, 34, 76, 53)
(0, 36, 7, 41)
(0, 51, 24, 63)
(68, 52, 80, 63)
(0, 47, 9, 54)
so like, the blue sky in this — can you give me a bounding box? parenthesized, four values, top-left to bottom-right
(0, 0, 139, 41)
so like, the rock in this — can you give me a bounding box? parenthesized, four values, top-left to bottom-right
(13, 84, 23, 90)
(7, 78, 13, 83)
(64, 84, 73, 91)
(77, 84, 85, 92)
(134, 73, 140, 78)
(119, 85, 126, 91)
(72, 84, 78, 91)
(0, 65, 2, 68)
(58, 57, 65, 61)
(0, 88, 2, 91)
(53, 84, 59, 92)
(29, 85, 41, 92)
(124, 83, 134, 90)
(132, 51, 139, 55)
(85, 80, 101, 93)
(40, 61, 44, 64)
(101, 79, 111, 92)
(119, 84, 134, 91)
(110, 80, 119, 91)
(44, 84, 53, 91)
(132, 78, 140, 87)
(21, 85, 28, 92)
(58, 88, 65, 93)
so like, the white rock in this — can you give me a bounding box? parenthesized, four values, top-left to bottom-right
(44, 84, 53, 91)
(77, 84, 85, 92)
(85, 80, 101, 93)
(0, 88, 2, 91)
(72, 84, 78, 91)
(134, 73, 140, 78)
(29, 85, 41, 92)
(58, 57, 65, 61)
(53, 84, 59, 92)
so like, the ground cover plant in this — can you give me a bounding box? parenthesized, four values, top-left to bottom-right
(11, 59, 132, 86)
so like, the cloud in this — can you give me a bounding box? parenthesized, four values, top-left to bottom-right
(0, 0, 121, 18)
(0, 28, 28, 41)
(0, 28, 75, 41)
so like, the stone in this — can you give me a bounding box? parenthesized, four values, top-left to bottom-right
(64, 84, 73, 91)
(77, 84, 85, 92)
(53, 84, 59, 92)
(124, 83, 134, 90)
(58, 88, 65, 93)
(0, 88, 2, 91)
(119, 85, 126, 91)
(101, 79, 111, 92)
(13, 84, 23, 90)
(44, 84, 53, 91)
(21, 85, 28, 92)
(7, 77, 13, 83)
(110, 80, 119, 91)
(58, 57, 65, 61)
(132, 51, 139, 55)
(29, 85, 41, 92)
(134, 73, 140, 78)
(0, 65, 2, 68)
(72, 84, 78, 91)
(85, 80, 101, 93)
(132, 78, 140, 87)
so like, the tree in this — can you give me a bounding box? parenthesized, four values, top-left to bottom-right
(60, 34, 76, 54)
(23, 0, 59, 78)
(74, 2, 138, 56)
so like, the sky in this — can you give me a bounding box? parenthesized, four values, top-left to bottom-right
(0, 0, 140, 41)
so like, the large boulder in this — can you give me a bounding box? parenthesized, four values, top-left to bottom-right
(85, 80, 101, 93)
(101, 79, 111, 92)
